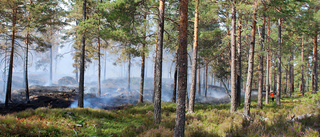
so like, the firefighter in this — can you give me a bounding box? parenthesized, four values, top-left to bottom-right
(270, 91, 274, 102)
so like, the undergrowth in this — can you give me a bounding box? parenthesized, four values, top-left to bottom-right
(1, 92, 319, 136)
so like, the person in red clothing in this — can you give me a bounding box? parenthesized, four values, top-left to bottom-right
(270, 91, 274, 102)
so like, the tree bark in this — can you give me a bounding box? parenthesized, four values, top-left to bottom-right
(312, 32, 318, 94)
(243, 3, 257, 117)
(78, 0, 87, 108)
(291, 53, 294, 95)
(243, 18, 249, 90)
(139, 7, 147, 104)
(257, 12, 265, 109)
(174, 0, 188, 135)
(265, 16, 271, 104)
(276, 18, 282, 106)
(153, 0, 165, 124)
(236, 13, 242, 108)
(25, 33, 30, 103)
(286, 63, 289, 94)
(230, 0, 237, 113)
(5, 7, 17, 107)
(301, 35, 305, 96)
(273, 64, 276, 92)
(139, 48, 145, 103)
(153, 44, 157, 103)
(97, 30, 101, 97)
(188, 0, 199, 113)
(49, 46, 53, 85)
(97, 0, 102, 97)
(172, 51, 178, 103)
(306, 51, 309, 93)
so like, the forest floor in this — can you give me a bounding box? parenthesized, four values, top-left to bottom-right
(0, 84, 231, 115)
(0, 85, 132, 115)
(1, 87, 319, 136)
(0, 85, 77, 115)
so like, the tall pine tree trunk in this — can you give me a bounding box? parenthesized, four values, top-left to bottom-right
(152, 42, 157, 103)
(306, 50, 309, 92)
(243, 18, 249, 90)
(139, 7, 147, 103)
(202, 67, 205, 95)
(78, 0, 87, 108)
(97, 40, 101, 96)
(97, 0, 102, 97)
(301, 35, 305, 96)
(312, 32, 318, 94)
(230, 0, 237, 113)
(5, 7, 17, 107)
(273, 64, 276, 92)
(75, 21, 79, 84)
(172, 51, 178, 103)
(174, 0, 188, 135)
(25, 33, 30, 103)
(188, 0, 199, 113)
(276, 18, 282, 106)
(284, 62, 291, 95)
(257, 12, 266, 109)
(50, 46, 53, 85)
(243, 2, 257, 117)
(236, 13, 242, 108)
(24, 5, 31, 103)
(153, 0, 165, 124)
(97, 30, 101, 97)
(266, 16, 271, 104)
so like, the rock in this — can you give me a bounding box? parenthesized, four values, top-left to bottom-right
(58, 76, 76, 85)
(290, 113, 315, 121)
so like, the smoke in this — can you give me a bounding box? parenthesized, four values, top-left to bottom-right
(69, 98, 112, 108)
(0, 36, 233, 108)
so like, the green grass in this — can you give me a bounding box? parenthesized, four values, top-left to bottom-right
(1, 92, 320, 136)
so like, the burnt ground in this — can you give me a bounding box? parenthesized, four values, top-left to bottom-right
(0, 85, 132, 115)
(0, 85, 77, 115)
(0, 83, 235, 115)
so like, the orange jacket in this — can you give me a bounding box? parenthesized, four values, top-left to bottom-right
(270, 92, 274, 98)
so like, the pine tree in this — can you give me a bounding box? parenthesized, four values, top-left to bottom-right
(243, 0, 257, 118)
(174, 0, 188, 135)
(188, 0, 199, 113)
(230, 0, 237, 113)
(78, 0, 87, 108)
(257, 2, 266, 109)
(153, 0, 165, 124)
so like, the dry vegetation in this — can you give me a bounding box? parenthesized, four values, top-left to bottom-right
(1, 92, 320, 136)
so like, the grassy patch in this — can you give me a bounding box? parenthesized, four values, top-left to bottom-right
(1, 92, 320, 136)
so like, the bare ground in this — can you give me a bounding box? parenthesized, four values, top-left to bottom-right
(0, 85, 130, 115)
